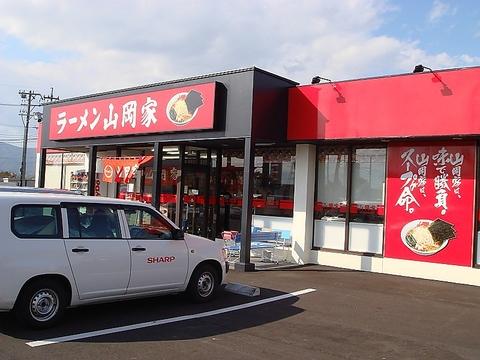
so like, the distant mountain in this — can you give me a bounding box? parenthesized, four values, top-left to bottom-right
(0, 142, 36, 178)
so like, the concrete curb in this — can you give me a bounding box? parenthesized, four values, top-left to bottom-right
(224, 282, 260, 297)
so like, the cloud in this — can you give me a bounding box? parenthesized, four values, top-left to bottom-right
(0, 0, 478, 145)
(0, 1, 394, 96)
(428, 0, 455, 23)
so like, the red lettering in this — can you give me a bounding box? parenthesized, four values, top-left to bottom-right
(146, 256, 176, 264)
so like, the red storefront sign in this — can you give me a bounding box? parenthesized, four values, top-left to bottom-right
(49, 83, 216, 140)
(384, 142, 476, 266)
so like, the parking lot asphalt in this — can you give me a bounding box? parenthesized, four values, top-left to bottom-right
(1, 265, 479, 360)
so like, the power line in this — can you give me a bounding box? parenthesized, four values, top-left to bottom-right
(0, 137, 38, 141)
(0, 140, 38, 144)
(0, 103, 21, 107)
(0, 124, 37, 128)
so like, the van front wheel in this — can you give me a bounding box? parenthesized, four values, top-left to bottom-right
(187, 264, 219, 303)
(15, 279, 67, 328)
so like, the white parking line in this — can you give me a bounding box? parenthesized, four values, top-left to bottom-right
(27, 288, 316, 348)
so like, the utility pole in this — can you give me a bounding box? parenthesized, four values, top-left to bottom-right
(18, 88, 59, 186)
(19, 90, 41, 186)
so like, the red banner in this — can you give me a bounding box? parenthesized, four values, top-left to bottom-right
(102, 156, 153, 183)
(384, 142, 476, 266)
(49, 83, 216, 140)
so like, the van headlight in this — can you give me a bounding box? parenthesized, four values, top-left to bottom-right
(222, 247, 229, 261)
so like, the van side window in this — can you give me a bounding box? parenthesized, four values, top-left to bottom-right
(124, 206, 173, 240)
(11, 205, 61, 238)
(66, 205, 121, 239)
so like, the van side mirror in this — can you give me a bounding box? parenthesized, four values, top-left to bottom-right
(172, 228, 184, 240)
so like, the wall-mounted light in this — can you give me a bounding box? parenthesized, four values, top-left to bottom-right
(413, 64, 452, 96)
(413, 64, 430, 73)
(311, 76, 332, 84)
(311, 76, 345, 103)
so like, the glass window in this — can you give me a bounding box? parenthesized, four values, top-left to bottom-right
(124, 206, 173, 240)
(117, 146, 154, 203)
(219, 149, 244, 233)
(348, 148, 386, 254)
(208, 149, 219, 239)
(160, 145, 181, 222)
(253, 147, 295, 217)
(350, 148, 386, 224)
(45, 150, 88, 193)
(12, 205, 61, 238)
(313, 147, 348, 250)
(96, 149, 117, 198)
(182, 146, 210, 236)
(67, 205, 121, 239)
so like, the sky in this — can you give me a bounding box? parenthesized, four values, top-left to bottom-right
(0, 0, 479, 148)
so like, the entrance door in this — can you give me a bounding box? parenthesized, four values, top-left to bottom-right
(182, 147, 211, 237)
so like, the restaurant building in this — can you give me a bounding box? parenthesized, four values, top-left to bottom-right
(38, 66, 480, 285)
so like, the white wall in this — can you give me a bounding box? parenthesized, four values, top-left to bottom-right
(44, 165, 62, 189)
(348, 223, 383, 254)
(45, 164, 86, 190)
(291, 144, 316, 264)
(35, 153, 40, 187)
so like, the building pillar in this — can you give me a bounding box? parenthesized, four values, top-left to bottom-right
(114, 147, 121, 199)
(37, 148, 47, 188)
(175, 145, 185, 228)
(151, 142, 162, 210)
(235, 137, 255, 272)
(87, 146, 97, 196)
(292, 144, 316, 264)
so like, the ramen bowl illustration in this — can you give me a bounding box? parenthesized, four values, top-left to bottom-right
(400, 218, 455, 256)
(166, 90, 204, 125)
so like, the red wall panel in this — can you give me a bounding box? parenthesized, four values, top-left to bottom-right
(288, 67, 480, 140)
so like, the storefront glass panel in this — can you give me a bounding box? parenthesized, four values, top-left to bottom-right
(252, 147, 295, 217)
(182, 146, 210, 236)
(95, 150, 117, 198)
(160, 146, 181, 223)
(45, 149, 89, 193)
(476, 234, 480, 265)
(348, 148, 386, 254)
(114, 146, 154, 203)
(208, 149, 219, 239)
(219, 149, 244, 233)
(313, 147, 348, 250)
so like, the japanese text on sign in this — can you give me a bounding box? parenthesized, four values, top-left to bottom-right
(48, 83, 216, 140)
(56, 98, 158, 135)
(395, 146, 464, 214)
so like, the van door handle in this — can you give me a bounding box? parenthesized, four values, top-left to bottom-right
(72, 248, 89, 253)
(131, 247, 146, 252)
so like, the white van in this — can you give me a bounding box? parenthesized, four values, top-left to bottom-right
(0, 191, 228, 328)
